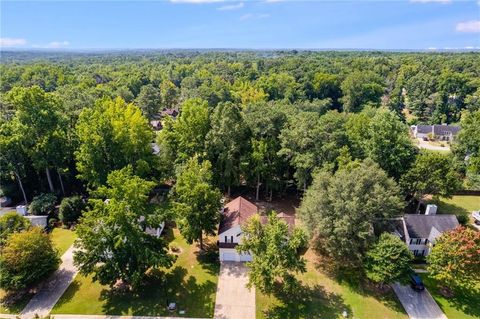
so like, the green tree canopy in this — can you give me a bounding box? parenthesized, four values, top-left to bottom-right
(364, 233, 413, 286)
(340, 71, 384, 112)
(75, 97, 154, 187)
(74, 166, 174, 288)
(299, 159, 403, 269)
(236, 212, 307, 295)
(0, 212, 31, 245)
(172, 156, 222, 250)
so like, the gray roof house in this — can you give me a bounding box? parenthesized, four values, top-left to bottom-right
(394, 213, 459, 257)
(411, 124, 460, 141)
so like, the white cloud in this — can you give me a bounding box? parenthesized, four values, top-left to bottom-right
(456, 20, 480, 33)
(410, 0, 451, 3)
(427, 47, 437, 50)
(0, 37, 27, 47)
(170, 0, 224, 3)
(32, 41, 70, 49)
(240, 13, 270, 21)
(218, 2, 243, 10)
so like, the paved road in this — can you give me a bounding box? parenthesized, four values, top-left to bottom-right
(214, 262, 255, 319)
(392, 283, 447, 319)
(20, 245, 79, 319)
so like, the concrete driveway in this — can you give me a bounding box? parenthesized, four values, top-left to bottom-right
(214, 262, 255, 319)
(392, 284, 447, 319)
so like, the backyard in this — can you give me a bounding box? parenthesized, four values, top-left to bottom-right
(420, 274, 480, 319)
(51, 227, 219, 317)
(256, 249, 408, 319)
(0, 227, 77, 314)
(426, 195, 480, 220)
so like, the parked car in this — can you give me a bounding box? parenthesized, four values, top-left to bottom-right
(409, 273, 425, 291)
(472, 211, 480, 225)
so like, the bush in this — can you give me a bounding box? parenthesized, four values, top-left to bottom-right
(0, 227, 60, 292)
(0, 212, 31, 244)
(29, 193, 57, 216)
(59, 196, 85, 225)
(456, 214, 468, 225)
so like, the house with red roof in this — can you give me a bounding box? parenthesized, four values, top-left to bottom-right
(218, 196, 295, 262)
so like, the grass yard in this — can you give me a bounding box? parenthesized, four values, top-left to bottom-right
(420, 274, 480, 319)
(51, 227, 219, 317)
(50, 227, 77, 255)
(426, 195, 480, 219)
(256, 249, 408, 319)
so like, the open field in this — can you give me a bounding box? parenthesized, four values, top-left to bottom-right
(420, 274, 480, 319)
(256, 249, 408, 319)
(51, 227, 219, 317)
(50, 228, 77, 256)
(426, 195, 480, 219)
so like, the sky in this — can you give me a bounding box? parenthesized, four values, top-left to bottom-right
(1, 0, 479, 50)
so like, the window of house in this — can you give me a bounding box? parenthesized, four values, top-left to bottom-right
(231, 236, 234, 243)
(224, 236, 227, 243)
(416, 238, 422, 244)
(409, 238, 413, 244)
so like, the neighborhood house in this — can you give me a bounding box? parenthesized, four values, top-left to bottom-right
(395, 208, 459, 257)
(411, 124, 460, 142)
(218, 196, 294, 262)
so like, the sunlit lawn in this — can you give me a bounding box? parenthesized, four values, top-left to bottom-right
(256, 249, 408, 319)
(0, 227, 77, 315)
(426, 195, 480, 220)
(50, 227, 77, 256)
(51, 227, 219, 317)
(420, 274, 480, 319)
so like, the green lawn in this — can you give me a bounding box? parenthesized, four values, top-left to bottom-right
(256, 250, 408, 319)
(50, 228, 77, 255)
(0, 227, 76, 315)
(427, 195, 480, 219)
(51, 227, 219, 317)
(420, 274, 480, 319)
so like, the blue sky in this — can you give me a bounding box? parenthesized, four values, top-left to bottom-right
(1, 0, 479, 50)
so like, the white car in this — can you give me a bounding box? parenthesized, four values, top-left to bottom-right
(472, 211, 480, 224)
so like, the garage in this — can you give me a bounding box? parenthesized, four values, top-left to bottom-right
(239, 253, 252, 262)
(221, 251, 237, 261)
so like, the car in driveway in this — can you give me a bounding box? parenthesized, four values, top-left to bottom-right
(409, 273, 425, 291)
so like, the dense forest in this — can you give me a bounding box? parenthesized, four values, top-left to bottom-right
(1, 50, 479, 204)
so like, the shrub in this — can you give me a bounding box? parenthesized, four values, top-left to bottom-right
(0, 227, 60, 292)
(29, 193, 57, 216)
(456, 214, 468, 225)
(59, 196, 85, 225)
(0, 212, 31, 245)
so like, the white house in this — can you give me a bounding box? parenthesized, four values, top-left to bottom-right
(218, 196, 295, 262)
(395, 211, 459, 257)
(410, 124, 460, 142)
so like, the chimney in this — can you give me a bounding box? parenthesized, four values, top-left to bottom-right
(425, 204, 437, 215)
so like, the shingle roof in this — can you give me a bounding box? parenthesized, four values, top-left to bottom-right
(404, 214, 458, 238)
(218, 196, 258, 234)
(415, 125, 460, 135)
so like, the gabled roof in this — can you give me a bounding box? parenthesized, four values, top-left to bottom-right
(404, 214, 458, 239)
(219, 196, 258, 234)
(415, 125, 460, 135)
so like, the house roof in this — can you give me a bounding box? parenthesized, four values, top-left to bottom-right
(404, 214, 458, 238)
(415, 125, 460, 135)
(218, 196, 296, 235)
(219, 196, 258, 234)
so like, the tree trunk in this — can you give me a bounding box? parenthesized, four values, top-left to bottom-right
(256, 173, 260, 201)
(303, 180, 307, 193)
(57, 170, 65, 195)
(269, 189, 273, 202)
(227, 185, 231, 198)
(14, 170, 28, 205)
(45, 168, 54, 193)
(199, 233, 204, 251)
(415, 193, 423, 214)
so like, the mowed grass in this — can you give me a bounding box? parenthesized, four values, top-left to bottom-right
(256, 249, 408, 319)
(427, 195, 480, 219)
(50, 227, 77, 256)
(0, 227, 77, 315)
(420, 274, 480, 319)
(51, 227, 219, 317)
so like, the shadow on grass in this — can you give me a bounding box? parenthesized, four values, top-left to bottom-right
(427, 200, 470, 216)
(262, 283, 351, 319)
(99, 266, 217, 317)
(52, 280, 81, 309)
(195, 240, 220, 276)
